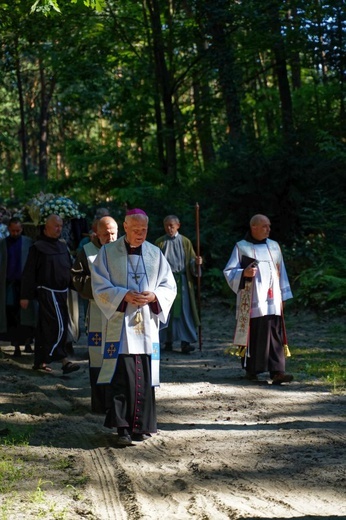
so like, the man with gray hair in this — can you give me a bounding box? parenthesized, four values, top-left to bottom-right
(71, 216, 118, 413)
(155, 214, 202, 354)
(91, 209, 176, 446)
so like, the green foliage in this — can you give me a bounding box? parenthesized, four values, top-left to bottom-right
(1, 424, 33, 447)
(294, 267, 346, 314)
(0, 0, 345, 314)
(325, 363, 346, 394)
(0, 455, 27, 493)
(202, 268, 230, 298)
(291, 347, 346, 394)
(31, 0, 61, 14)
(31, 0, 105, 15)
(0, 424, 34, 494)
(282, 193, 346, 314)
(316, 130, 346, 162)
(0, 440, 89, 518)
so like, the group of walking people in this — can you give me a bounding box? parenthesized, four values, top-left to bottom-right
(0, 208, 293, 446)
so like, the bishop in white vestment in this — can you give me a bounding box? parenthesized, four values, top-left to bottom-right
(91, 209, 176, 445)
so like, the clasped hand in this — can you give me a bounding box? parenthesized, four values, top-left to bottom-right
(125, 290, 156, 306)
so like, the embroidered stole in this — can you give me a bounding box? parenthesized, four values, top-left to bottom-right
(97, 309, 160, 386)
(233, 240, 282, 349)
(233, 279, 253, 347)
(97, 311, 123, 384)
(96, 243, 161, 386)
(87, 300, 103, 367)
(84, 241, 103, 367)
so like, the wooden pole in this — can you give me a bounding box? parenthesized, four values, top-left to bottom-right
(195, 202, 202, 351)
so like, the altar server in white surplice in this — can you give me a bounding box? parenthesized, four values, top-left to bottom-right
(223, 214, 293, 385)
(91, 208, 176, 446)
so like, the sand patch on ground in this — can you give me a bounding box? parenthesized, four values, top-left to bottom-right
(0, 298, 345, 519)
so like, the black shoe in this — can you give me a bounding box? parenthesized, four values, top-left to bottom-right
(13, 346, 21, 357)
(62, 362, 80, 374)
(244, 372, 258, 381)
(181, 342, 195, 354)
(271, 373, 293, 385)
(24, 344, 33, 353)
(164, 342, 173, 351)
(117, 434, 133, 446)
(132, 433, 152, 442)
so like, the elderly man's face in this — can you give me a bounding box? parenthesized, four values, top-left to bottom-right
(44, 216, 63, 239)
(124, 217, 148, 247)
(97, 220, 118, 245)
(164, 219, 180, 237)
(251, 217, 271, 241)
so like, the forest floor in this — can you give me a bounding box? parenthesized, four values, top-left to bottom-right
(0, 297, 345, 520)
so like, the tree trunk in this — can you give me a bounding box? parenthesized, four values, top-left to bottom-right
(145, 0, 177, 180)
(267, 1, 295, 142)
(287, 4, 301, 90)
(203, 0, 243, 142)
(314, 0, 328, 82)
(38, 58, 56, 184)
(192, 76, 215, 167)
(181, 0, 215, 167)
(334, 3, 345, 128)
(14, 38, 29, 182)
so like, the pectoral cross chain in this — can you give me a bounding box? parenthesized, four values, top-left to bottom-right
(128, 254, 142, 286)
(132, 273, 141, 284)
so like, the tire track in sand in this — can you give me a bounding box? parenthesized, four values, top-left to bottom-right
(71, 424, 142, 520)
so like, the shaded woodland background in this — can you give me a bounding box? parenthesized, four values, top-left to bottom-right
(0, 0, 345, 312)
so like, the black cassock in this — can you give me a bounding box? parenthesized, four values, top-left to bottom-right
(21, 234, 72, 367)
(104, 354, 157, 435)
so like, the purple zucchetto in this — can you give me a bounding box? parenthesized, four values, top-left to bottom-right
(126, 208, 147, 216)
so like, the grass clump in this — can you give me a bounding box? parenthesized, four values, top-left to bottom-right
(290, 346, 345, 393)
(0, 421, 90, 519)
(1, 424, 33, 447)
(0, 425, 35, 494)
(0, 454, 30, 493)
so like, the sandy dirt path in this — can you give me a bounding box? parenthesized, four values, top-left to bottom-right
(0, 299, 345, 519)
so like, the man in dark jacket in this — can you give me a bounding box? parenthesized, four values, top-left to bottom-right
(0, 218, 36, 356)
